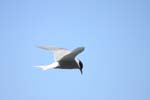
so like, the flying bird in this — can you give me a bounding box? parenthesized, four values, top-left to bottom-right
(35, 45, 85, 74)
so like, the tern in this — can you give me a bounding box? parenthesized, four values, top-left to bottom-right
(35, 45, 85, 74)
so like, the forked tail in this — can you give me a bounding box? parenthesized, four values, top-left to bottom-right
(34, 65, 50, 71)
(33, 62, 59, 71)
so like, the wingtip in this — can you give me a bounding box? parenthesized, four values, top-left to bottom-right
(37, 45, 44, 49)
(82, 47, 85, 50)
(37, 45, 50, 51)
(79, 47, 85, 51)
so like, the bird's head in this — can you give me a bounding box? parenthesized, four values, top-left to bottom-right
(78, 60, 83, 75)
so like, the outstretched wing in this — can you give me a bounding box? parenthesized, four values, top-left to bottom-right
(60, 47, 85, 61)
(38, 45, 71, 61)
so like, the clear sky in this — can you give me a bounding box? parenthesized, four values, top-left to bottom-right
(0, 0, 149, 100)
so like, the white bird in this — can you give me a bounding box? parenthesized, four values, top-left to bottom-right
(35, 45, 85, 74)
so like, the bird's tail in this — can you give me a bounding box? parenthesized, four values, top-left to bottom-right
(33, 65, 50, 71)
(33, 62, 59, 71)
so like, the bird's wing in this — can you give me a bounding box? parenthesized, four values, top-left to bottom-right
(38, 45, 71, 61)
(60, 47, 85, 61)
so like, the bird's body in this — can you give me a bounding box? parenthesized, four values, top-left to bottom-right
(35, 45, 84, 74)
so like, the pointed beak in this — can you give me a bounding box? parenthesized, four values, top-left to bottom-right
(80, 69, 83, 75)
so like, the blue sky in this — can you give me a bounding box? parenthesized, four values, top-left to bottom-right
(0, 0, 149, 100)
